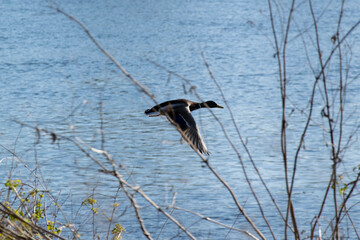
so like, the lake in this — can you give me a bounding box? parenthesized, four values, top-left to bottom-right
(1, 0, 360, 239)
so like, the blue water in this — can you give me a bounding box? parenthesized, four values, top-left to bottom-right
(1, 0, 360, 239)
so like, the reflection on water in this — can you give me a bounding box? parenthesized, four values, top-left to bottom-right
(1, 0, 360, 239)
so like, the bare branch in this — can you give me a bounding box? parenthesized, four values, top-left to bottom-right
(149, 60, 266, 239)
(53, 7, 156, 102)
(173, 206, 260, 240)
(0, 202, 66, 240)
(201, 52, 277, 239)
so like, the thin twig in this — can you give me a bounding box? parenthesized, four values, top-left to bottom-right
(281, 0, 301, 238)
(309, 1, 339, 238)
(149, 60, 266, 239)
(120, 180, 153, 240)
(106, 186, 121, 240)
(343, 204, 360, 239)
(332, 173, 360, 239)
(53, 7, 156, 102)
(52, 6, 268, 239)
(0, 202, 66, 240)
(99, 101, 105, 151)
(173, 206, 259, 240)
(333, 2, 346, 237)
(16, 120, 197, 239)
(115, 172, 196, 240)
(156, 207, 175, 240)
(201, 52, 277, 239)
(266, 0, 299, 237)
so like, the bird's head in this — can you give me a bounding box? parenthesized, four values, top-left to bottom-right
(202, 101, 224, 109)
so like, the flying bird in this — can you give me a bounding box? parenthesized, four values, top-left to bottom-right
(145, 99, 223, 155)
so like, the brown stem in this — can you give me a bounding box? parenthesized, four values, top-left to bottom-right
(148, 60, 266, 239)
(309, 0, 340, 238)
(201, 52, 277, 239)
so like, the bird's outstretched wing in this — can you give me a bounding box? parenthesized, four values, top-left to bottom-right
(167, 108, 209, 155)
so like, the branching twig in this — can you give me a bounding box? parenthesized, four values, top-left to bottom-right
(308, 0, 339, 238)
(51, 5, 267, 239)
(0, 202, 66, 240)
(53, 7, 156, 102)
(201, 52, 277, 239)
(266, 0, 300, 238)
(47, 6, 258, 239)
(332, 173, 360, 239)
(149, 60, 266, 239)
(173, 206, 259, 240)
(14, 121, 197, 239)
